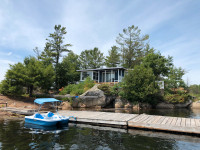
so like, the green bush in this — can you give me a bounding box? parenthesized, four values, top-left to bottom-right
(61, 97, 73, 104)
(111, 83, 123, 96)
(120, 65, 159, 104)
(59, 84, 76, 95)
(70, 88, 84, 96)
(0, 80, 23, 96)
(98, 84, 111, 95)
(164, 93, 191, 104)
(59, 77, 94, 96)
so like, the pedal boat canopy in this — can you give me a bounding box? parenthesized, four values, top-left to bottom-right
(34, 98, 61, 105)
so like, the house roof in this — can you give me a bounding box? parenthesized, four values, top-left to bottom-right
(77, 67, 126, 72)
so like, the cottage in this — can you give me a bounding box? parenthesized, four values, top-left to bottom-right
(77, 67, 127, 83)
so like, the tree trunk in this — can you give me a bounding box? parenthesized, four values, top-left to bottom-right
(27, 86, 29, 94)
(29, 85, 33, 97)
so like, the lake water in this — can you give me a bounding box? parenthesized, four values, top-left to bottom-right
(1, 109, 200, 150)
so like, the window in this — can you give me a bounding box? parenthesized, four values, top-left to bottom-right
(93, 71, 98, 81)
(82, 72, 90, 80)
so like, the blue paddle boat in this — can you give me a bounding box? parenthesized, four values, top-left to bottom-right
(25, 98, 75, 126)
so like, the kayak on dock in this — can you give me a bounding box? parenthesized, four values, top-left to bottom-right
(25, 98, 76, 126)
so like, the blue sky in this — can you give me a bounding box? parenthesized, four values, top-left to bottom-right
(0, 0, 200, 84)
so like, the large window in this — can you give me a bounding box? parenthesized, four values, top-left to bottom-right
(82, 72, 90, 80)
(93, 71, 98, 81)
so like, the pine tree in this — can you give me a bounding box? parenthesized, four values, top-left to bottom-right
(79, 47, 104, 69)
(116, 25, 149, 68)
(105, 46, 120, 67)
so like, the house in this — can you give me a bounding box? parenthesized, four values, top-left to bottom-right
(77, 67, 127, 83)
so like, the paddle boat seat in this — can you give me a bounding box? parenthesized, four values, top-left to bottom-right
(34, 113, 44, 119)
(47, 112, 54, 117)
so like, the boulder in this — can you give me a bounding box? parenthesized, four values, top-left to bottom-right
(174, 100, 192, 108)
(139, 103, 152, 109)
(156, 102, 174, 109)
(61, 102, 72, 110)
(190, 101, 200, 109)
(124, 102, 132, 108)
(72, 84, 115, 108)
(94, 106, 101, 109)
(133, 104, 140, 110)
(114, 98, 124, 108)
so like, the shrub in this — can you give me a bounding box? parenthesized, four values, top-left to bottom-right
(0, 80, 23, 96)
(70, 88, 84, 96)
(164, 93, 191, 104)
(59, 77, 94, 96)
(83, 77, 95, 91)
(61, 97, 73, 104)
(59, 84, 76, 95)
(111, 83, 123, 96)
(98, 84, 111, 95)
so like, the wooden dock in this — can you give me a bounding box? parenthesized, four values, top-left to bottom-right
(59, 110, 200, 135)
(0, 107, 36, 115)
(2, 108, 200, 135)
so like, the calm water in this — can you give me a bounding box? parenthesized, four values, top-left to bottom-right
(1, 109, 200, 150)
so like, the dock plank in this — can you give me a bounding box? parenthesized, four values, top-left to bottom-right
(195, 119, 200, 127)
(175, 118, 182, 126)
(170, 117, 178, 126)
(161, 117, 170, 125)
(181, 118, 186, 127)
(151, 116, 163, 124)
(186, 118, 191, 127)
(156, 116, 166, 125)
(165, 117, 173, 125)
(143, 115, 155, 123)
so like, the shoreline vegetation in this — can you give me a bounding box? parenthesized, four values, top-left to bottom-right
(0, 24, 199, 110)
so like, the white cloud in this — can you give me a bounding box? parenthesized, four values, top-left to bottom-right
(0, 59, 16, 81)
(7, 52, 12, 56)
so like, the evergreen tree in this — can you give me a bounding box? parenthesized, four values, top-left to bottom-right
(121, 64, 159, 104)
(0, 63, 26, 95)
(142, 51, 173, 79)
(44, 25, 72, 64)
(0, 57, 55, 96)
(57, 52, 80, 88)
(79, 47, 104, 69)
(42, 25, 72, 89)
(116, 25, 149, 68)
(165, 67, 186, 93)
(105, 46, 120, 67)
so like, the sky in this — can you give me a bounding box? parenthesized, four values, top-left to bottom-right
(0, 0, 200, 85)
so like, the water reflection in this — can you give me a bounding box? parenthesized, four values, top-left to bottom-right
(0, 120, 200, 150)
(24, 123, 69, 133)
